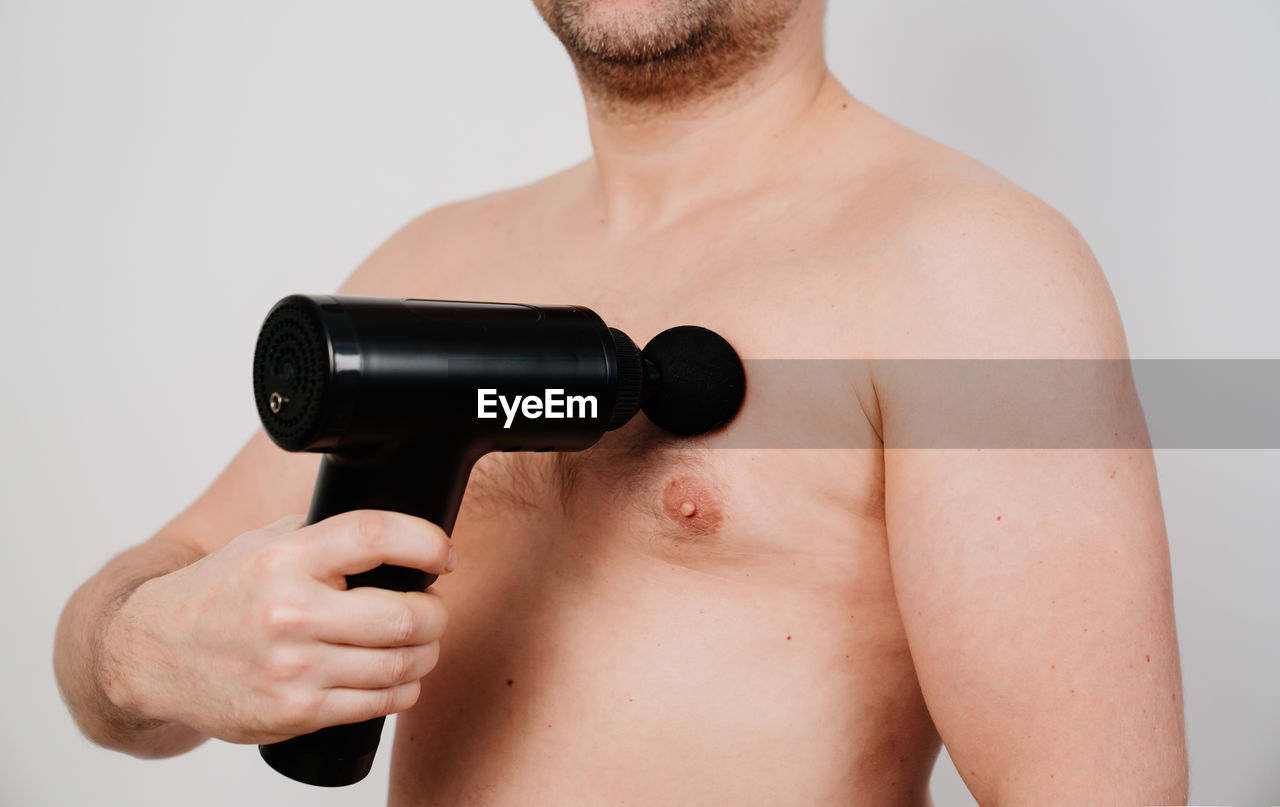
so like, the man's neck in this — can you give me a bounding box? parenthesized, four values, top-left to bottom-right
(580, 6, 834, 236)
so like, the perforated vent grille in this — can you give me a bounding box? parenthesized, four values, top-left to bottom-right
(253, 301, 330, 450)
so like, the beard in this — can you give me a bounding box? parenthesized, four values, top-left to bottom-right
(533, 0, 802, 111)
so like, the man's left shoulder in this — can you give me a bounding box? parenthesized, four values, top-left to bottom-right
(840, 148, 1126, 359)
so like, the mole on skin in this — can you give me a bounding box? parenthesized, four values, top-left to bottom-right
(661, 475, 723, 533)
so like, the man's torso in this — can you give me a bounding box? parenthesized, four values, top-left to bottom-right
(360, 102, 995, 806)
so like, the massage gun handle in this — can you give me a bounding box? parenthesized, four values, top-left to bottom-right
(259, 448, 471, 787)
(346, 562, 436, 593)
(256, 563, 431, 787)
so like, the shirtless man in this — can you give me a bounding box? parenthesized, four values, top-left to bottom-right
(54, 2, 1188, 805)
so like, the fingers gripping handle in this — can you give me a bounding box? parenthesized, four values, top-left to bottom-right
(259, 447, 471, 787)
(257, 565, 432, 787)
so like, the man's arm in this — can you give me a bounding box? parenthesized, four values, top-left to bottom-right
(53, 432, 321, 756)
(53, 207, 461, 757)
(871, 183, 1187, 805)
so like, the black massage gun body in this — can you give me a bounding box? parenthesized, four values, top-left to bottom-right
(251, 294, 743, 787)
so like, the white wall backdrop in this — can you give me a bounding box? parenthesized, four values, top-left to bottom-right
(1, 2, 1276, 805)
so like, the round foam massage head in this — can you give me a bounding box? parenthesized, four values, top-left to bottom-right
(641, 325, 746, 436)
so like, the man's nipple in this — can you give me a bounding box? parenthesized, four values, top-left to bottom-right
(661, 475, 723, 534)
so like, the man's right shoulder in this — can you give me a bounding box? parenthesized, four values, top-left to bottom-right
(340, 165, 581, 296)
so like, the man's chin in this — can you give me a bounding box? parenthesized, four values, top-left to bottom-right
(536, 0, 799, 109)
(540, 0, 712, 62)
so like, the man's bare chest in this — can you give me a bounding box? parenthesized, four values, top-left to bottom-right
(380, 234, 884, 567)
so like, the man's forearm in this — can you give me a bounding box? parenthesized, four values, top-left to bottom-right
(54, 535, 208, 758)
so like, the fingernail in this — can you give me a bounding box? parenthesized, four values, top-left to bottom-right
(445, 546, 458, 572)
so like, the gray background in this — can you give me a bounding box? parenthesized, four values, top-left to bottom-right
(2, 1, 1277, 804)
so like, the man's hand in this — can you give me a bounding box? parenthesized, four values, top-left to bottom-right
(99, 510, 456, 745)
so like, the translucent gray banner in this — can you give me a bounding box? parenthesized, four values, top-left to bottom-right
(679, 360, 1280, 449)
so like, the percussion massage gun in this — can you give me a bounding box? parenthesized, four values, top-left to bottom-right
(251, 294, 745, 787)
